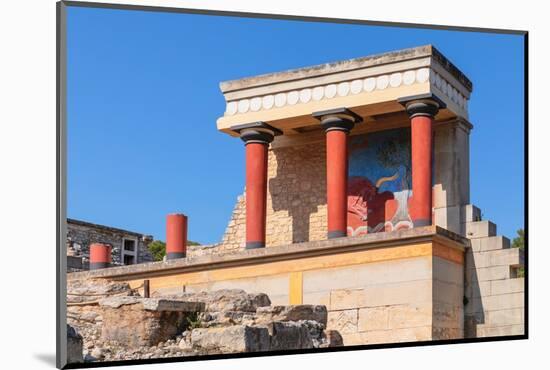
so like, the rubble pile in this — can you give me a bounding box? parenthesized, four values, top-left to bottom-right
(66, 280, 342, 364)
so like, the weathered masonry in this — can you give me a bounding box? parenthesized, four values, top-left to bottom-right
(69, 45, 525, 345)
(67, 218, 154, 271)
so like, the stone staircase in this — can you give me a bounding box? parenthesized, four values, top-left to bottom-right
(461, 204, 525, 338)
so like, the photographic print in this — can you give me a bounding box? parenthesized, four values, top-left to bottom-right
(58, 2, 526, 368)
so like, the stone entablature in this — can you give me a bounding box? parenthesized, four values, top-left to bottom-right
(217, 45, 472, 136)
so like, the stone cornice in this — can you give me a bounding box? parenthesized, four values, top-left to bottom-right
(217, 46, 473, 131)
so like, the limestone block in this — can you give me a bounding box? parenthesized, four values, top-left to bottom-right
(99, 296, 205, 312)
(303, 291, 330, 307)
(302, 256, 432, 293)
(330, 289, 367, 311)
(191, 325, 270, 353)
(490, 248, 523, 267)
(485, 308, 524, 326)
(482, 293, 524, 311)
(101, 304, 190, 347)
(491, 278, 525, 296)
(464, 221, 497, 239)
(434, 206, 461, 234)
(358, 307, 389, 332)
(465, 280, 491, 299)
(344, 326, 433, 345)
(433, 280, 463, 305)
(327, 309, 358, 334)
(465, 249, 492, 268)
(362, 280, 432, 307)
(160, 289, 271, 313)
(476, 324, 524, 337)
(467, 265, 510, 282)
(433, 257, 463, 284)
(256, 305, 328, 326)
(462, 204, 481, 223)
(433, 302, 463, 329)
(342, 332, 371, 346)
(432, 327, 463, 340)
(469, 236, 510, 252)
(388, 303, 432, 329)
(268, 321, 314, 351)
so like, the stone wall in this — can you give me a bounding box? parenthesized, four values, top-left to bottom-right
(221, 140, 327, 249)
(67, 219, 154, 267)
(462, 205, 525, 337)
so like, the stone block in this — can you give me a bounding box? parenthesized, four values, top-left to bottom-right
(362, 280, 432, 307)
(432, 327, 463, 340)
(462, 204, 481, 223)
(490, 248, 523, 267)
(470, 236, 510, 252)
(303, 291, 330, 307)
(358, 307, 389, 332)
(491, 278, 525, 296)
(485, 308, 524, 326)
(482, 293, 524, 311)
(433, 280, 463, 305)
(191, 325, 270, 353)
(388, 303, 432, 329)
(433, 302, 463, 329)
(465, 280, 491, 299)
(433, 257, 463, 284)
(467, 265, 510, 282)
(99, 296, 205, 312)
(476, 324, 524, 337)
(327, 309, 358, 334)
(160, 289, 271, 312)
(101, 304, 190, 347)
(268, 321, 314, 351)
(302, 256, 432, 293)
(255, 305, 328, 326)
(464, 221, 497, 239)
(434, 206, 461, 234)
(330, 289, 367, 311)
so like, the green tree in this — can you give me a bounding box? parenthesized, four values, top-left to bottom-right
(147, 239, 201, 261)
(512, 228, 524, 250)
(511, 228, 525, 277)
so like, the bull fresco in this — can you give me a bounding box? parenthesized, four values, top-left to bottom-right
(347, 128, 413, 236)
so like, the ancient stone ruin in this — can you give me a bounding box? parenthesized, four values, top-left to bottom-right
(67, 279, 341, 363)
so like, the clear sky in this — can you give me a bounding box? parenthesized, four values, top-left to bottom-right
(67, 6, 525, 244)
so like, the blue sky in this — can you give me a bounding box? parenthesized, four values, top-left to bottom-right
(67, 6, 525, 244)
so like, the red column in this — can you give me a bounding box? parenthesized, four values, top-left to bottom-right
(166, 213, 187, 259)
(231, 122, 281, 249)
(245, 142, 269, 249)
(89, 243, 111, 270)
(313, 108, 362, 239)
(410, 115, 433, 226)
(326, 129, 349, 238)
(398, 94, 444, 227)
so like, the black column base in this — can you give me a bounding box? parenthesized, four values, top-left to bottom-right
(327, 230, 347, 239)
(89, 262, 110, 270)
(246, 241, 265, 249)
(412, 219, 431, 227)
(166, 252, 186, 260)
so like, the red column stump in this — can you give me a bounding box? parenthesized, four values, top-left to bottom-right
(166, 213, 187, 259)
(89, 243, 112, 270)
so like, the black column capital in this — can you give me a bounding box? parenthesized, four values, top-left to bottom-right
(312, 107, 363, 133)
(398, 93, 446, 119)
(230, 121, 283, 145)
